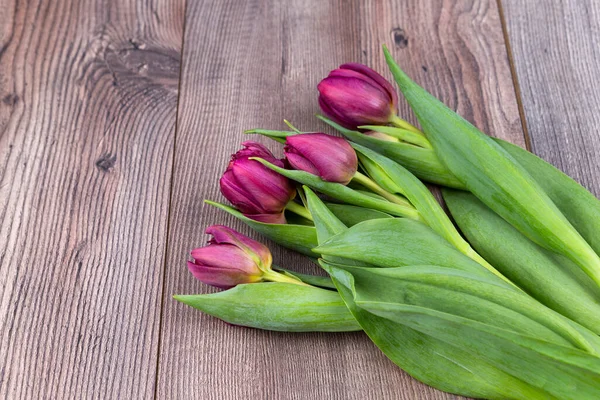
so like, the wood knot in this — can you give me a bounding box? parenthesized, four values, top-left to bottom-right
(95, 153, 117, 172)
(3, 93, 19, 106)
(391, 28, 409, 49)
(103, 43, 180, 89)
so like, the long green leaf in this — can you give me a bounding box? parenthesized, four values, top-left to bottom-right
(325, 203, 393, 226)
(302, 186, 370, 268)
(174, 282, 360, 332)
(444, 189, 600, 335)
(353, 143, 508, 282)
(322, 262, 552, 399)
(205, 200, 317, 256)
(344, 265, 600, 353)
(315, 218, 508, 284)
(332, 263, 600, 398)
(383, 45, 600, 287)
(364, 300, 600, 400)
(496, 139, 600, 258)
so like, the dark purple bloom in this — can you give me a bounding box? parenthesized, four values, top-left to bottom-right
(284, 133, 358, 185)
(220, 141, 296, 224)
(187, 225, 271, 289)
(318, 63, 398, 129)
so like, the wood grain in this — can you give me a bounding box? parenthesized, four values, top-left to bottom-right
(157, 0, 525, 399)
(501, 0, 600, 196)
(0, 0, 184, 398)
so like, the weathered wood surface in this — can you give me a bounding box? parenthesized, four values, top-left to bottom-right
(0, 0, 184, 398)
(156, 1, 524, 399)
(502, 0, 600, 196)
(5, 0, 596, 398)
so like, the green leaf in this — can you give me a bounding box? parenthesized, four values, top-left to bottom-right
(174, 282, 360, 332)
(496, 139, 600, 259)
(303, 186, 347, 243)
(325, 203, 393, 226)
(205, 200, 317, 256)
(444, 189, 600, 335)
(364, 300, 600, 399)
(275, 267, 336, 289)
(321, 262, 551, 399)
(383, 45, 600, 287)
(343, 265, 599, 353)
(352, 143, 507, 282)
(244, 128, 290, 143)
(317, 115, 465, 188)
(358, 124, 432, 149)
(330, 262, 600, 398)
(302, 186, 368, 268)
(315, 218, 507, 283)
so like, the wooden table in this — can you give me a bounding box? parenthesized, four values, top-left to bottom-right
(1, 0, 598, 398)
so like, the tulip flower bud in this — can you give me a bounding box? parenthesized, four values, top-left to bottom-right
(187, 225, 271, 289)
(284, 133, 358, 185)
(317, 63, 398, 129)
(187, 225, 307, 289)
(220, 141, 296, 224)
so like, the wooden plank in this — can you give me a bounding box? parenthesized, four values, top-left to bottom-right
(0, 0, 184, 398)
(501, 0, 600, 196)
(158, 0, 525, 399)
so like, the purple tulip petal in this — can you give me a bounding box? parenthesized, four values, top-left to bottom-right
(187, 260, 262, 289)
(220, 142, 296, 222)
(285, 151, 320, 176)
(205, 225, 272, 267)
(285, 133, 358, 184)
(230, 158, 295, 213)
(318, 95, 355, 128)
(191, 244, 258, 273)
(219, 169, 269, 215)
(234, 141, 284, 167)
(318, 76, 392, 125)
(244, 212, 287, 224)
(317, 63, 399, 129)
(340, 63, 398, 109)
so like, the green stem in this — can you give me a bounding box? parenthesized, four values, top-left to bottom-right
(359, 125, 432, 149)
(390, 114, 424, 135)
(263, 270, 311, 286)
(286, 201, 313, 221)
(352, 171, 414, 209)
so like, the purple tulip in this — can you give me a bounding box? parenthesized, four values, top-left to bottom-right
(317, 63, 398, 129)
(220, 141, 296, 224)
(284, 133, 358, 185)
(187, 225, 272, 289)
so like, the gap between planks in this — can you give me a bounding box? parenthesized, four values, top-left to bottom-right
(153, 0, 190, 398)
(496, 0, 532, 151)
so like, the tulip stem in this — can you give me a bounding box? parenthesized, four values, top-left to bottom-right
(390, 115, 424, 136)
(263, 270, 311, 286)
(286, 201, 314, 221)
(352, 172, 414, 210)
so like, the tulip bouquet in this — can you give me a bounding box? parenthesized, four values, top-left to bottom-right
(174, 45, 600, 399)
